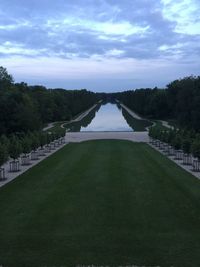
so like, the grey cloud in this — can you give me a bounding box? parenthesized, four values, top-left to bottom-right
(0, 0, 199, 63)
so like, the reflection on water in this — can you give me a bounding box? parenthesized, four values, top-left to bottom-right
(67, 104, 101, 132)
(81, 103, 133, 132)
(122, 108, 153, 131)
(67, 102, 152, 132)
(68, 103, 133, 132)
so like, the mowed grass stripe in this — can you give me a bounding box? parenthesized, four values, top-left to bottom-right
(0, 140, 200, 267)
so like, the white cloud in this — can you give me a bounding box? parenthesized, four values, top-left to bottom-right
(92, 21, 149, 36)
(0, 20, 31, 30)
(161, 0, 200, 34)
(0, 42, 47, 56)
(158, 43, 185, 51)
(98, 35, 127, 42)
(105, 49, 125, 57)
(46, 17, 149, 37)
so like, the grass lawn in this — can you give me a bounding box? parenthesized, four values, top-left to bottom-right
(167, 119, 180, 128)
(122, 108, 153, 131)
(1, 140, 200, 267)
(152, 120, 169, 130)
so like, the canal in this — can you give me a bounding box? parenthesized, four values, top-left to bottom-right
(66, 103, 152, 132)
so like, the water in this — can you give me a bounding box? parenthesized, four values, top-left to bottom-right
(67, 103, 152, 132)
(81, 103, 132, 132)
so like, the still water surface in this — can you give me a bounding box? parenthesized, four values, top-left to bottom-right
(67, 103, 152, 132)
(81, 103, 132, 132)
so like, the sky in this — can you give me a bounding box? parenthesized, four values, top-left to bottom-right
(0, 0, 200, 92)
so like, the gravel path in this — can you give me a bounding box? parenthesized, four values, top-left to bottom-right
(61, 104, 98, 129)
(159, 120, 174, 129)
(120, 103, 143, 120)
(65, 131, 149, 143)
(42, 122, 55, 131)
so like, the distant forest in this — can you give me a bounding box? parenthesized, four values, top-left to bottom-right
(0, 66, 99, 135)
(115, 76, 200, 131)
(1, 66, 200, 135)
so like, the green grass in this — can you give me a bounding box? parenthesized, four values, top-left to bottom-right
(121, 108, 153, 131)
(167, 119, 179, 128)
(44, 121, 65, 134)
(1, 140, 200, 267)
(152, 120, 169, 130)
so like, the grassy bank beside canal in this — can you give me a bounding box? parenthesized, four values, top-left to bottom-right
(0, 140, 200, 267)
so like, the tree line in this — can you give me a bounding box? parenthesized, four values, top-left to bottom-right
(115, 76, 200, 131)
(149, 126, 200, 170)
(0, 66, 100, 178)
(0, 129, 66, 178)
(0, 66, 99, 135)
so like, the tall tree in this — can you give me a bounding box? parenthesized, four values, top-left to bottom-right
(0, 66, 14, 90)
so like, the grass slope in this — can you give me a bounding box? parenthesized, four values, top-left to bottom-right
(0, 140, 200, 267)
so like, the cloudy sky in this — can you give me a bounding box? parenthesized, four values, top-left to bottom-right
(0, 0, 200, 91)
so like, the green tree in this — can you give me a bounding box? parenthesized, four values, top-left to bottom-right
(172, 134, 182, 150)
(0, 142, 9, 167)
(191, 139, 200, 160)
(0, 66, 14, 90)
(21, 135, 32, 155)
(39, 133, 47, 148)
(9, 135, 22, 160)
(182, 137, 192, 154)
(0, 135, 10, 150)
(30, 132, 40, 151)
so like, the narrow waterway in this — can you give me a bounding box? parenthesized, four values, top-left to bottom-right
(67, 103, 152, 132)
(81, 103, 132, 131)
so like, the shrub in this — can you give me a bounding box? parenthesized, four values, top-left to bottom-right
(0, 142, 9, 167)
(9, 135, 22, 160)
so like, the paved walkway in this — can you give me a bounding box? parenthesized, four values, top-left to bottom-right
(120, 103, 143, 120)
(159, 120, 174, 129)
(0, 141, 67, 188)
(42, 122, 55, 131)
(149, 143, 200, 180)
(65, 131, 149, 142)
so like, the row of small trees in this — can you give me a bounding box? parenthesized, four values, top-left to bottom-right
(149, 126, 200, 170)
(0, 129, 66, 179)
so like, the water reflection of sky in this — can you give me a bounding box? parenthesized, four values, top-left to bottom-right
(81, 103, 133, 132)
